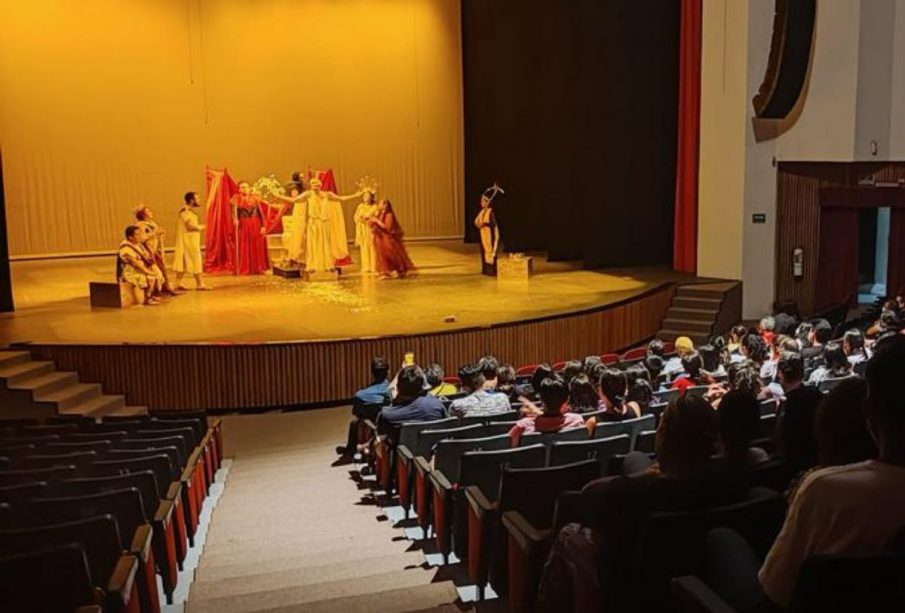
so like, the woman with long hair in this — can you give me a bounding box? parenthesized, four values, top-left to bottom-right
(370, 199, 415, 279)
(231, 180, 270, 275)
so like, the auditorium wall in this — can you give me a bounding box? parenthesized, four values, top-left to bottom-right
(698, 0, 905, 318)
(0, 0, 463, 258)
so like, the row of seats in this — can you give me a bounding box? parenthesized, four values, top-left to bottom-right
(0, 413, 222, 613)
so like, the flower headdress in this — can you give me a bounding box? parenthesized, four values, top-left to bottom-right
(482, 183, 505, 203)
(356, 175, 380, 195)
(252, 175, 287, 201)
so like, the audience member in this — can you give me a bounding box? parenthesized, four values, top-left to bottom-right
(509, 376, 586, 445)
(699, 343, 726, 379)
(337, 356, 392, 457)
(775, 353, 821, 472)
(741, 334, 768, 367)
(794, 321, 813, 351)
(478, 355, 500, 390)
(806, 342, 852, 385)
(495, 363, 520, 403)
(814, 377, 876, 468)
(568, 374, 603, 414)
(562, 359, 584, 385)
(644, 354, 665, 385)
(425, 363, 458, 397)
(727, 325, 748, 355)
(375, 365, 446, 445)
(598, 367, 641, 420)
(583, 355, 603, 374)
(664, 336, 695, 378)
(449, 362, 510, 418)
(842, 328, 869, 365)
(647, 338, 666, 358)
(717, 390, 769, 469)
(800, 318, 832, 362)
(759, 316, 776, 346)
(626, 376, 655, 414)
(670, 351, 706, 393)
(537, 395, 742, 611)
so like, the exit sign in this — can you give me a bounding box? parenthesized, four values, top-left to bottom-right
(752, 213, 767, 224)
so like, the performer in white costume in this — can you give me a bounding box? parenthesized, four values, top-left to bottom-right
(353, 185, 379, 273)
(173, 191, 210, 290)
(274, 177, 360, 272)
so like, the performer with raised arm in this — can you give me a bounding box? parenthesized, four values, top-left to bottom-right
(474, 183, 504, 276)
(231, 180, 272, 275)
(173, 191, 210, 290)
(353, 177, 379, 273)
(370, 199, 415, 279)
(273, 176, 361, 273)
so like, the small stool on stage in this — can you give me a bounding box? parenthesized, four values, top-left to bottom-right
(89, 281, 141, 309)
(273, 265, 302, 279)
(497, 254, 534, 280)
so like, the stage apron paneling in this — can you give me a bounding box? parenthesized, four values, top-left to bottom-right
(23, 284, 675, 412)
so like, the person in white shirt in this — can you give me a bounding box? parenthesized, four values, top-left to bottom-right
(663, 336, 695, 379)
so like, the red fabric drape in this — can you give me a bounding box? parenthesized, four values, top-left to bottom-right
(886, 208, 905, 298)
(815, 208, 860, 312)
(204, 167, 239, 273)
(673, 0, 702, 273)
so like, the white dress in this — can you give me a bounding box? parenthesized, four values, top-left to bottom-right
(353, 202, 378, 272)
(305, 193, 333, 272)
(173, 207, 203, 274)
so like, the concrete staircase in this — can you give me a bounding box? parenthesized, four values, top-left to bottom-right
(657, 281, 743, 346)
(0, 350, 147, 420)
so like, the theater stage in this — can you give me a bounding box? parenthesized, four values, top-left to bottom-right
(2, 241, 692, 411)
(2, 241, 689, 345)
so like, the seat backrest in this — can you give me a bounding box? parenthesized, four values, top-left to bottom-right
(106, 447, 181, 476)
(486, 411, 519, 423)
(45, 440, 114, 455)
(147, 417, 204, 442)
(88, 454, 175, 496)
(458, 444, 547, 504)
(791, 554, 905, 612)
(473, 421, 519, 438)
(0, 465, 78, 487)
(135, 427, 195, 454)
(0, 544, 96, 613)
(634, 430, 657, 453)
(136, 423, 200, 449)
(30, 488, 147, 540)
(654, 388, 680, 404)
(117, 437, 187, 467)
(758, 399, 778, 416)
(21, 423, 80, 436)
(0, 514, 123, 588)
(397, 417, 458, 452)
(413, 423, 484, 457)
(457, 414, 489, 428)
(432, 434, 512, 482)
(0, 434, 60, 446)
(82, 421, 141, 433)
(818, 376, 849, 394)
(0, 443, 37, 460)
(758, 414, 778, 439)
(0, 480, 50, 506)
(63, 431, 129, 443)
(684, 385, 710, 399)
(17, 451, 98, 471)
(549, 435, 631, 470)
(499, 460, 601, 527)
(594, 414, 656, 448)
(58, 471, 160, 518)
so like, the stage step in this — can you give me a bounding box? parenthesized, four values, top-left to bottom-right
(672, 296, 722, 310)
(0, 351, 31, 369)
(58, 394, 126, 417)
(666, 306, 719, 322)
(657, 281, 742, 347)
(0, 360, 56, 387)
(660, 317, 713, 335)
(35, 382, 103, 412)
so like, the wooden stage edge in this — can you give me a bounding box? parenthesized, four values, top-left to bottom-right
(19, 283, 677, 413)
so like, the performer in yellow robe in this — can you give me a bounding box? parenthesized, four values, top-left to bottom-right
(353, 189, 379, 273)
(173, 191, 210, 290)
(274, 177, 360, 273)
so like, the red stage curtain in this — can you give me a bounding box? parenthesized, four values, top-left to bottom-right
(673, 0, 702, 273)
(886, 208, 905, 298)
(204, 168, 239, 274)
(815, 207, 859, 313)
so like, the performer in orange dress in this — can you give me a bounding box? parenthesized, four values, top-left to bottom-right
(370, 199, 415, 279)
(231, 180, 270, 275)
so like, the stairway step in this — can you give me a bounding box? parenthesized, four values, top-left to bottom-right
(677, 286, 726, 299)
(200, 526, 403, 560)
(661, 318, 713, 334)
(58, 394, 126, 417)
(657, 329, 711, 346)
(190, 552, 425, 600)
(105, 405, 148, 417)
(187, 568, 444, 613)
(256, 582, 460, 613)
(35, 382, 102, 411)
(196, 547, 416, 581)
(666, 307, 718, 322)
(8, 371, 80, 396)
(0, 361, 55, 386)
(673, 296, 722, 310)
(0, 351, 31, 369)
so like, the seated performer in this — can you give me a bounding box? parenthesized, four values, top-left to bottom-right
(273, 177, 360, 273)
(173, 191, 210, 290)
(474, 183, 503, 276)
(117, 225, 163, 305)
(135, 205, 175, 295)
(370, 199, 415, 279)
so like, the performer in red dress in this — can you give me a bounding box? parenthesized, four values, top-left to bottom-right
(232, 181, 270, 275)
(370, 199, 415, 278)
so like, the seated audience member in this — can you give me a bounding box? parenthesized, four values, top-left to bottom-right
(644, 354, 666, 387)
(772, 311, 799, 336)
(708, 336, 905, 611)
(727, 324, 749, 355)
(800, 318, 832, 362)
(568, 374, 603, 414)
(794, 321, 813, 351)
(741, 333, 769, 368)
(495, 363, 520, 403)
(760, 335, 799, 383)
(664, 336, 695, 378)
(626, 376, 655, 414)
(516, 363, 555, 403)
(670, 351, 706, 393)
(759, 316, 777, 346)
(842, 328, 869, 365)
(376, 365, 446, 445)
(813, 377, 877, 468)
(775, 353, 821, 472)
(806, 342, 852, 385)
(562, 359, 584, 385)
(449, 362, 510, 418)
(707, 360, 763, 407)
(510, 376, 587, 445)
(867, 308, 901, 338)
(647, 338, 666, 358)
(425, 363, 458, 397)
(337, 356, 392, 457)
(537, 395, 743, 611)
(717, 390, 769, 469)
(478, 355, 500, 390)
(598, 367, 641, 420)
(583, 355, 603, 374)
(699, 343, 726, 379)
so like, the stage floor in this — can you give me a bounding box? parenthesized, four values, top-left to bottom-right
(1, 241, 691, 345)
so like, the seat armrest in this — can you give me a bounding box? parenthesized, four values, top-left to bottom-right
(128, 523, 154, 563)
(502, 510, 554, 552)
(104, 554, 139, 612)
(166, 481, 182, 501)
(154, 499, 175, 524)
(181, 449, 202, 481)
(670, 576, 736, 613)
(413, 455, 432, 476)
(429, 468, 452, 492)
(363, 418, 378, 433)
(397, 445, 414, 462)
(464, 484, 497, 519)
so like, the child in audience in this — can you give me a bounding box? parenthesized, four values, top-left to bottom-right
(598, 368, 641, 420)
(842, 328, 869, 365)
(806, 342, 852, 385)
(509, 376, 586, 445)
(425, 363, 457, 397)
(567, 374, 602, 414)
(670, 351, 706, 393)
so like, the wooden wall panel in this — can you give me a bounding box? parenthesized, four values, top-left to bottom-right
(23, 285, 675, 412)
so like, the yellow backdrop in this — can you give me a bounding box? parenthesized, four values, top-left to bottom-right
(0, 0, 463, 257)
